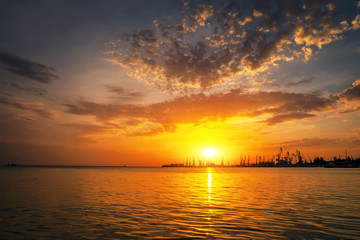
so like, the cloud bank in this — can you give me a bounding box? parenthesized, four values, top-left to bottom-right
(64, 76, 360, 137)
(64, 88, 339, 135)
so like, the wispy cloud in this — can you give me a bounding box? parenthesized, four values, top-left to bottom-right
(59, 122, 119, 141)
(349, 128, 360, 143)
(338, 106, 360, 114)
(13, 114, 37, 122)
(262, 112, 316, 125)
(0, 51, 57, 83)
(276, 133, 360, 149)
(10, 83, 48, 98)
(285, 76, 318, 87)
(63, 101, 128, 119)
(0, 92, 57, 119)
(105, 85, 145, 101)
(277, 138, 343, 148)
(108, 0, 358, 92)
(127, 126, 164, 137)
(60, 122, 112, 132)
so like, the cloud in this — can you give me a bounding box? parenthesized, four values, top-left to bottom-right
(63, 101, 129, 120)
(340, 79, 360, 101)
(277, 138, 343, 148)
(0, 92, 57, 119)
(64, 88, 337, 136)
(351, 14, 360, 30)
(348, 128, 360, 143)
(105, 85, 145, 101)
(331, 80, 360, 115)
(285, 75, 318, 87)
(10, 83, 48, 98)
(60, 122, 113, 133)
(0, 51, 57, 83)
(262, 112, 316, 125)
(59, 122, 120, 141)
(108, 0, 357, 92)
(338, 107, 360, 114)
(276, 134, 360, 149)
(13, 114, 37, 122)
(127, 126, 164, 137)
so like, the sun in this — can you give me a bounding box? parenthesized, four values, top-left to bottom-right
(203, 148, 218, 157)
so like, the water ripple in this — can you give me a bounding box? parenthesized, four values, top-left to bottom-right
(0, 167, 359, 239)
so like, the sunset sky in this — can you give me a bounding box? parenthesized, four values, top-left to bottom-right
(0, 0, 360, 166)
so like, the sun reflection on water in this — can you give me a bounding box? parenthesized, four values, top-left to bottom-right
(207, 170, 212, 204)
(207, 168, 213, 226)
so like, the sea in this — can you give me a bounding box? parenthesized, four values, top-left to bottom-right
(0, 166, 359, 239)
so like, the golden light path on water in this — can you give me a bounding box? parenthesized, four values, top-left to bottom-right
(207, 170, 213, 231)
(1, 166, 360, 239)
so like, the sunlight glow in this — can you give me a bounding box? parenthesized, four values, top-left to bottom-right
(203, 148, 218, 157)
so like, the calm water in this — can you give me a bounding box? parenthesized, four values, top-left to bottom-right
(0, 167, 359, 239)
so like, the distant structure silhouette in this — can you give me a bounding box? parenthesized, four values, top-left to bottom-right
(162, 148, 360, 168)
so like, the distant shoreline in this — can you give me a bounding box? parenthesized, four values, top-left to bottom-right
(1, 164, 157, 168)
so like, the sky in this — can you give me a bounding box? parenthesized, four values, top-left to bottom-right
(0, 0, 359, 166)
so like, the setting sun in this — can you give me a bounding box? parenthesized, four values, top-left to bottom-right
(203, 148, 218, 157)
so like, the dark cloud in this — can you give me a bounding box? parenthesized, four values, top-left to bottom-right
(262, 112, 316, 125)
(60, 123, 112, 132)
(277, 137, 343, 148)
(338, 106, 360, 114)
(285, 75, 318, 87)
(109, 0, 357, 91)
(105, 85, 145, 101)
(14, 114, 36, 121)
(64, 88, 337, 135)
(0, 92, 57, 119)
(63, 101, 129, 119)
(341, 80, 360, 101)
(10, 83, 48, 98)
(0, 51, 57, 83)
